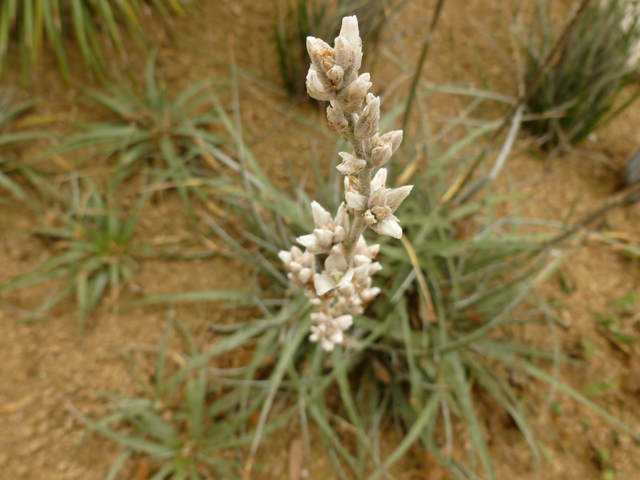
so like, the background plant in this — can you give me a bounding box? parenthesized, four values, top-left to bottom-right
(522, 0, 640, 149)
(0, 90, 43, 208)
(0, 0, 187, 81)
(1, 174, 150, 334)
(275, 0, 405, 101)
(77, 315, 280, 480)
(83, 72, 640, 479)
(45, 55, 225, 215)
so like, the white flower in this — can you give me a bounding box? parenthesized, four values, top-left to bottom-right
(296, 201, 349, 254)
(309, 312, 353, 351)
(314, 253, 355, 296)
(385, 185, 413, 211)
(336, 152, 366, 175)
(364, 169, 413, 239)
(297, 229, 333, 253)
(353, 261, 382, 284)
(370, 168, 388, 191)
(351, 236, 380, 261)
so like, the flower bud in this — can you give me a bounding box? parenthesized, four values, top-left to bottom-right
(378, 130, 403, 155)
(314, 228, 334, 249)
(353, 254, 371, 266)
(326, 65, 344, 89)
(354, 93, 380, 139)
(306, 66, 335, 102)
(337, 281, 356, 297)
(371, 144, 392, 167)
(339, 73, 371, 110)
(298, 268, 313, 284)
(334, 36, 355, 71)
(333, 225, 347, 243)
(354, 264, 371, 283)
(330, 243, 346, 257)
(339, 16, 360, 50)
(363, 133, 379, 156)
(278, 251, 292, 264)
(327, 102, 348, 132)
(360, 287, 381, 303)
(334, 16, 363, 75)
(368, 262, 382, 276)
(306, 37, 335, 72)
(311, 200, 332, 228)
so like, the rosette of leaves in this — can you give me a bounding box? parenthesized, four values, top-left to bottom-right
(46, 56, 225, 214)
(1, 176, 150, 334)
(0, 0, 187, 81)
(523, 0, 640, 149)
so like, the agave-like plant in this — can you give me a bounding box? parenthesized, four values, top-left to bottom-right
(0, 0, 186, 80)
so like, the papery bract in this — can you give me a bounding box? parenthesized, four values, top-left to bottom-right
(337, 152, 366, 175)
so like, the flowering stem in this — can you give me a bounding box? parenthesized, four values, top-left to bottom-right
(280, 15, 413, 353)
(343, 112, 373, 259)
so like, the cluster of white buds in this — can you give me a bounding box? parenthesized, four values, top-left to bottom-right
(280, 15, 413, 351)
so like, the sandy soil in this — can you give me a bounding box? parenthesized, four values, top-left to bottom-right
(2, 0, 640, 479)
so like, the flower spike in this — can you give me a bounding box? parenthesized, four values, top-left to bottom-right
(281, 15, 413, 350)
